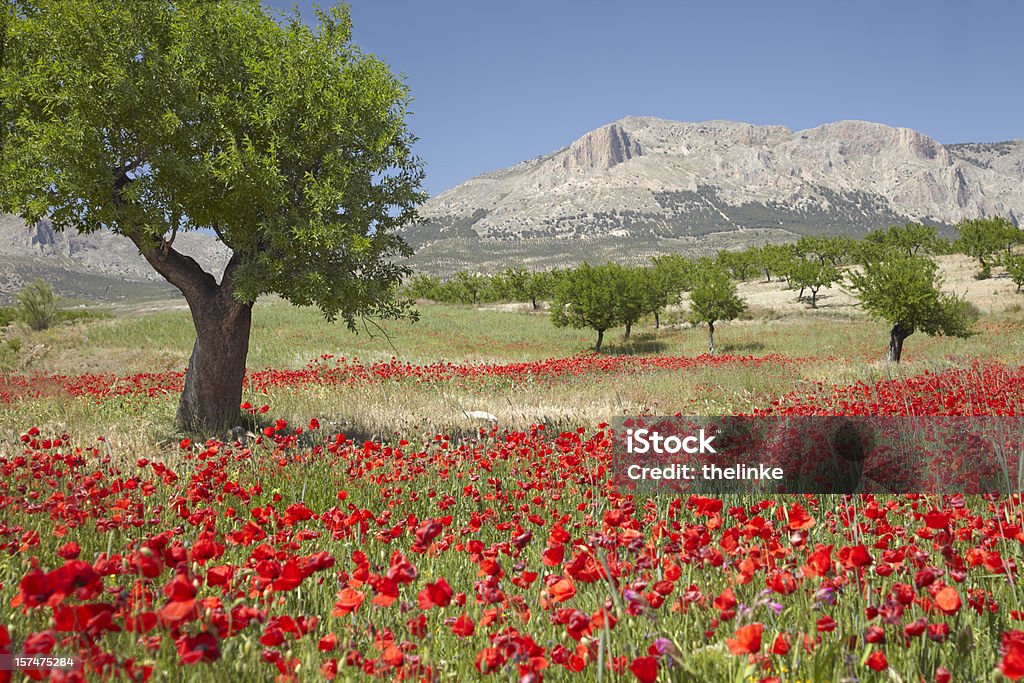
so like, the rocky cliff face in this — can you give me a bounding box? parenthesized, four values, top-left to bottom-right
(406, 117, 1024, 255)
(561, 122, 643, 172)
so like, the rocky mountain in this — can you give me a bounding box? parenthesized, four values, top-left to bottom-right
(3, 117, 1022, 291)
(0, 215, 230, 302)
(404, 117, 1024, 273)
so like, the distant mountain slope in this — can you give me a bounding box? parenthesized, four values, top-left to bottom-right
(403, 117, 1024, 272)
(4, 117, 1022, 289)
(0, 215, 230, 302)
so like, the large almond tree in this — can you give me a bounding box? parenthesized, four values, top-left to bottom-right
(0, 1, 424, 431)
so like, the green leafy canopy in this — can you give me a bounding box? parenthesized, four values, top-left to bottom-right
(688, 263, 745, 326)
(550, 262, 625, 333)
(847, 256, 974, 338)
(0, 0, 425, 327)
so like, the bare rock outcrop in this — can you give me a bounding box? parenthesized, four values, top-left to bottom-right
(408, 117, 1024, 251)
(561, 122, 643, 172)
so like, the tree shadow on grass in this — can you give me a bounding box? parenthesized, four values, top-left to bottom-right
(717, 340, 766, 353)
(602, 333, 667, 356)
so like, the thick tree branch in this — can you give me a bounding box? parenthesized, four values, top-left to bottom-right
(111, 166, 217, 302)
(128, 228, 218, 301)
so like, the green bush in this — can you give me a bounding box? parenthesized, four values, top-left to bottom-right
(16, 279, 57, 331)
(0, 303, 108, 330)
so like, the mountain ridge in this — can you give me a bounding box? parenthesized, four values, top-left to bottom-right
(403, 117, 1023, 272)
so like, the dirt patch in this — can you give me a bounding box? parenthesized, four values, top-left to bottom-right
(726, 255, 1021, 317)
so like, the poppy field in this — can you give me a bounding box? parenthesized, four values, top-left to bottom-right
(1, 308, 1024, 682)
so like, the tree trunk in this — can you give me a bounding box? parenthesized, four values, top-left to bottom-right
(177, 289, 254, 431)
(594, 329, 605, 353)
(810, 287, 818, 308)
(764, 269, 772, 283)
(531, 296, 538, 310)
(887, 323, 913, 363)
(707, 321, 715, 354)
(623, 321, 632, 341)
(653, 310, 660, 329)
(798, 286, 805, 301)
(120, 190, 254, 434)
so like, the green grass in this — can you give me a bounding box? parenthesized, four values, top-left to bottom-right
(2, 299, 1022, 457)
(7, 298, 1023, 376)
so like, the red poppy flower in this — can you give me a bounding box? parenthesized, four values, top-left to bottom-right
(714, 586, 737, 612)
(451, 613, 475, 638)
(476, 647, 506, 674)
(726, 623, 763, 655)
(837, 544, 873, 570)
(1003, 631, 1024, 680)
(933, 586, 962, 615)
(56, 542, 80, 560)
(770, 633, 791, 655)
(176, 632, 220, 664)
(332, 588, 365, 617)
(802, 545, 833, 578)
(865, 650, 887, 671)
(629, 655, 658, 683)
(547, 576, 576, 604)
(318, 634, 338, 652)
(786, 503, 815, 530)
(417, 577, 454, 609)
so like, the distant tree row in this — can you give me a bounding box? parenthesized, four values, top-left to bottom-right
(403, 268, 559, 308)
(404, 217, 1022, 360)
(406, 218, 1023, 304)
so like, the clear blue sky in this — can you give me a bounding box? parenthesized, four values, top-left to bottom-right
(266, 1, 1024, 197)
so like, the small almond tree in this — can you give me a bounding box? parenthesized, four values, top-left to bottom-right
(847, 255, 974, 363)
(865, 222, 947, 257)
(650, 254, 695, 327)
(955, 216, 1021, 279)
(16, 279, 56, 331)
(617, 267, 655, 341)
(787, 258, 840, 308)
(755, 243, 798, 283)
(550, 263, 625, 353)
(688, 263, 745, 354)
(1004, 253, 1024, 293)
